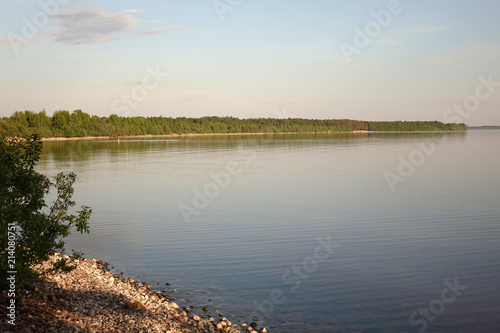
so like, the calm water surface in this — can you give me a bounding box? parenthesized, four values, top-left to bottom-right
(38, 131, 500, 332)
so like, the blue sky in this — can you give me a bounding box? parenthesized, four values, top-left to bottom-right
(1, 0, 499, 125)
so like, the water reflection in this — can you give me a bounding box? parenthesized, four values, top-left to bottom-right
(36, 131, 500, 333)
(40, 132, 467, 162)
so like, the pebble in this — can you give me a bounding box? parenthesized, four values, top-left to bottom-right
(13, 253, 244, 333)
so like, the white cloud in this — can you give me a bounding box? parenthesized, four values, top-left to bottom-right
(424, 43, 500, 65)
(48, 7, 139, 44)
(48, 7, 188, 45)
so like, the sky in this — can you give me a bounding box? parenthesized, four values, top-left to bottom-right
(0, 0, 499, 126)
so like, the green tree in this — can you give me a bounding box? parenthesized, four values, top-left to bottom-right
(0, 135, 91, 290)
(0, 110, 469, 138)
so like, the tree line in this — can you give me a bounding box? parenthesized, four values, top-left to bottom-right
(0, 110, 468, 138)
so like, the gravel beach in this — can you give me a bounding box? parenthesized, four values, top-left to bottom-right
(1, 253, 265, 333)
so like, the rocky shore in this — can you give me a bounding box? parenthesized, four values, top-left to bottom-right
(1, 253, 267, 333)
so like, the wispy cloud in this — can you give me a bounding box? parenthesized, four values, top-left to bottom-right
(410, 24, 448, 34)
(249, 15, 266, 20)
(372, 24, 448, 47)
(48, 7, 188, 45)
(0, 38, 11, 46)
(122, 81, 143, 86)
(48, 7, 139, 44)
(424, 43, 500, 65)
(138, 27, 191, 37)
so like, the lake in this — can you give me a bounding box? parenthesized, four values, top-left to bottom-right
(38, 131, 500, 333)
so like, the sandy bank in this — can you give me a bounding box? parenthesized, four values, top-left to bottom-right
(34, 129, 465, 142)
(39, 131, 350, 141)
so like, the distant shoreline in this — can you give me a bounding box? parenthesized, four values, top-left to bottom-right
(40, 131, 350, 141)
(2, 111, 468, 138)
(39, 130, 466, 141)
(468, 126, 500, 130)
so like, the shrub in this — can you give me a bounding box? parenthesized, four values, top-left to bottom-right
(0, 134, 91, 290)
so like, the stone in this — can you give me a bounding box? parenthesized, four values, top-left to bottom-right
(22, 254, 244, 333)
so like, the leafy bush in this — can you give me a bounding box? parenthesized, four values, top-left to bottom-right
(0, 135, 91, 290)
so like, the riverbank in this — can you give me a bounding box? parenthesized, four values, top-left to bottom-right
(2, 253, 263, 333)
(37, 129, 464, 141)
(39, 131, 347, 141)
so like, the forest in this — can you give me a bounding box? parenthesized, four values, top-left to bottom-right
(0, 110, 468, 138)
